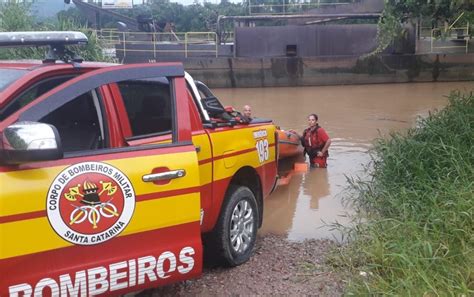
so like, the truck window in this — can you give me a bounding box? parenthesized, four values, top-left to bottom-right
(117, 79, 172, 138)
(39, 90, 105, 153)
(0, 75, 75, 121)
(0, 68, 27, 91)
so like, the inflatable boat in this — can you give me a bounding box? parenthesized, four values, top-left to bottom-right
(277, 130, 304, 159)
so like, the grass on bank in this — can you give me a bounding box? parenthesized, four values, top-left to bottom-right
(333, 91, 473, 296)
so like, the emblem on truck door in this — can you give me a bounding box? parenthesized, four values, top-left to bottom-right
(46, 162, 135, 245)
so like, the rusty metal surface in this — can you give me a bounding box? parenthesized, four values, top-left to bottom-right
(235, 24, 378, 57)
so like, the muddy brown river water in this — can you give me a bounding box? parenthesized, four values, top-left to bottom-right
(213, 82, 474, 242)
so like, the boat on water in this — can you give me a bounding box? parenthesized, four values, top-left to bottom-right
(277, 129, 304, 159)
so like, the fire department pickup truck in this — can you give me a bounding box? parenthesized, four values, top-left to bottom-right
(0, 32, 278, 296)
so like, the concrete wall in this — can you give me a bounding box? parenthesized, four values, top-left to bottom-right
(179, 54, 474, 88)
(235, 25, 378, 57)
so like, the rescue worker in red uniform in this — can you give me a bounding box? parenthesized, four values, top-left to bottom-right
(291, 114, 331, 168)
(243, 105, 252, 120)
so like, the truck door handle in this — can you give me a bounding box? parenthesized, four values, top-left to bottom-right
(142, 169, 186, 182)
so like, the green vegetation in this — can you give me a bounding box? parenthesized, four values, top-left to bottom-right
(0, 2, 33, 31)
(57, 0, 246, 32)
(336, 91, 474, 295)
(146, 0, 246, 32)
(374, 0, 474, 53)
(0, 3, 111, 62)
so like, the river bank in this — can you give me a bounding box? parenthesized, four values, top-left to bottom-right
(127, 80, 474, 297)
(185, 54, 474, 88)
(138, 235, 346, 296)
(338, 91, 474, 295)
(121, 53, 474, 88)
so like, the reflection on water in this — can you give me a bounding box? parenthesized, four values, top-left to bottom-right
(213, 82, 474, 241)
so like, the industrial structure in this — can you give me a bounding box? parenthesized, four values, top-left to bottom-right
(63, 0, 471, 63)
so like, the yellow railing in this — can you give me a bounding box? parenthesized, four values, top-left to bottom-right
(184, 32, 218, 58)
(429, 12, 471, 54)
(94, 30, 218, 58)
(220, 31, 234, 44)
(430, 22, 470, 54)
(448, 12, 466, 31)
(95, 29, 120, 47)
(419, 26, 433, 39)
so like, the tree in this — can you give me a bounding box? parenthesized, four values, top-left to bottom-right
(0, 2, 34, 31)
(0, 3, 111, 62)
(374, 0, 474, 54)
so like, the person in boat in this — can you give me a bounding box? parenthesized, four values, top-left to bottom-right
(291, 113, 331, 168)
(242, 105, 252, 121)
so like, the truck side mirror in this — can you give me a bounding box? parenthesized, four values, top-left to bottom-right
(0, 122, 63, 165)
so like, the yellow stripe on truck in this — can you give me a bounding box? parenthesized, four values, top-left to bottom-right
(210, 126, 276, 181)
(0, 151, 199, 217)
(0, 217, 65, 258)
(192, 134, 212, 161)
(197, 162, 212, 185)
(0, 193, 200, 259)
(1, 168, 64, 217)
(193, 133, 213, 186)
(111, 152, 200, 194)
(124, 193, 200, 235)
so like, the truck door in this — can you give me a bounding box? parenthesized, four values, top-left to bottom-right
(0, 64, 202, 296)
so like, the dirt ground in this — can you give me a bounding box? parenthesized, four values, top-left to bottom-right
(136, 234, 345, 296)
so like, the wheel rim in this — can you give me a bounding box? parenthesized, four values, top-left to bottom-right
(229, 199, 254, 254)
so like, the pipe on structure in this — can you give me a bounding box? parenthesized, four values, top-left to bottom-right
(71, 0, 139, 30)
(216, 13, 381, 44)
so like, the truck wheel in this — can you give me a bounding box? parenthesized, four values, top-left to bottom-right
(209, 185, 258, 267)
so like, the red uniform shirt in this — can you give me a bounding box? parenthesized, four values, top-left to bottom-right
(302, 125, 329, 168)
(302, 126, 329, 155)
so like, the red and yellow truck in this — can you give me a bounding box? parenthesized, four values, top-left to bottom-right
(0, 31, 278, 296)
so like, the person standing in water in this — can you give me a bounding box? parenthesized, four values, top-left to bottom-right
(291, 113, 331, 168)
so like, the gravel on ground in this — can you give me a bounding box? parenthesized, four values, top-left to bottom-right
(136, 234, 346, 296)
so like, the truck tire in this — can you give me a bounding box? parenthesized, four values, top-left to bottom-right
(208, 185, 259, 267)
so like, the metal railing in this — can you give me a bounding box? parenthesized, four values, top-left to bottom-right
(430, 22, 470, 54)
(96, 28, 120, 47)
(419, 26, 433, 39)
(422, 12, 471, 53)
(94, 30, 219, 58)
(248, 0, 354, 15)
(184, 32, 218, 58)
